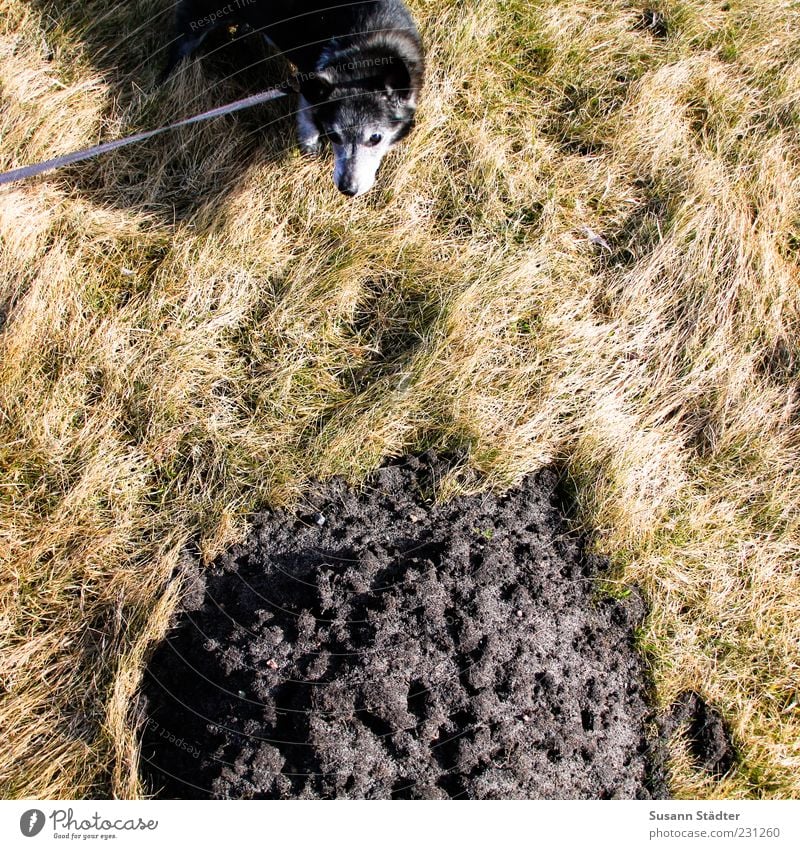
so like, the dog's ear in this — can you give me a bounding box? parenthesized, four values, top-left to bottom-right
(300, 70, 333, 104)
(382, 57, 413, 101)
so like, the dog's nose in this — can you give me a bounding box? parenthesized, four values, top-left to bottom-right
(338, 183, 358, 197)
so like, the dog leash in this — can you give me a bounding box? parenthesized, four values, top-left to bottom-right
(0, 82, 294, 187)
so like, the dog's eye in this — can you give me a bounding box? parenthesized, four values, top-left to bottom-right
(327, 131, 342, 145)
(366, 133, 382, 146)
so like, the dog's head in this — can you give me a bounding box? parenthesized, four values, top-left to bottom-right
(300, 41, 423, 197)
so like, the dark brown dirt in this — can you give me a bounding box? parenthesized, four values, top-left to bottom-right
(667, 692, 737, 778)
(139, 450, 669, 799)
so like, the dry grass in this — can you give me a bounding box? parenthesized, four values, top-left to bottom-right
(1, 0, 799, 798)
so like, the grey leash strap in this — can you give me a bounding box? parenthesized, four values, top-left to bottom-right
(0, 85, 291, 187)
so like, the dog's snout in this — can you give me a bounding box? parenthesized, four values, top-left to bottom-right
(333, 151, 379, 197)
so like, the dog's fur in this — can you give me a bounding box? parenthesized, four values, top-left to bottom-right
(165, 1, 424, 196)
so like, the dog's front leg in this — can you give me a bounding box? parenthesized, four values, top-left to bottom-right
(296, 94, 322, 155)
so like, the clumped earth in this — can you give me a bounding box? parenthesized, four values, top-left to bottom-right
(140, 451, 670, 799)
(666, 691, 737, 778)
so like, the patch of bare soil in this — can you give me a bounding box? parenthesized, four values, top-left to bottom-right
(140, 451, 669, 799)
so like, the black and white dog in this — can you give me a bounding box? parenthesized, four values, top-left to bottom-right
(164, 1, 424, 196)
